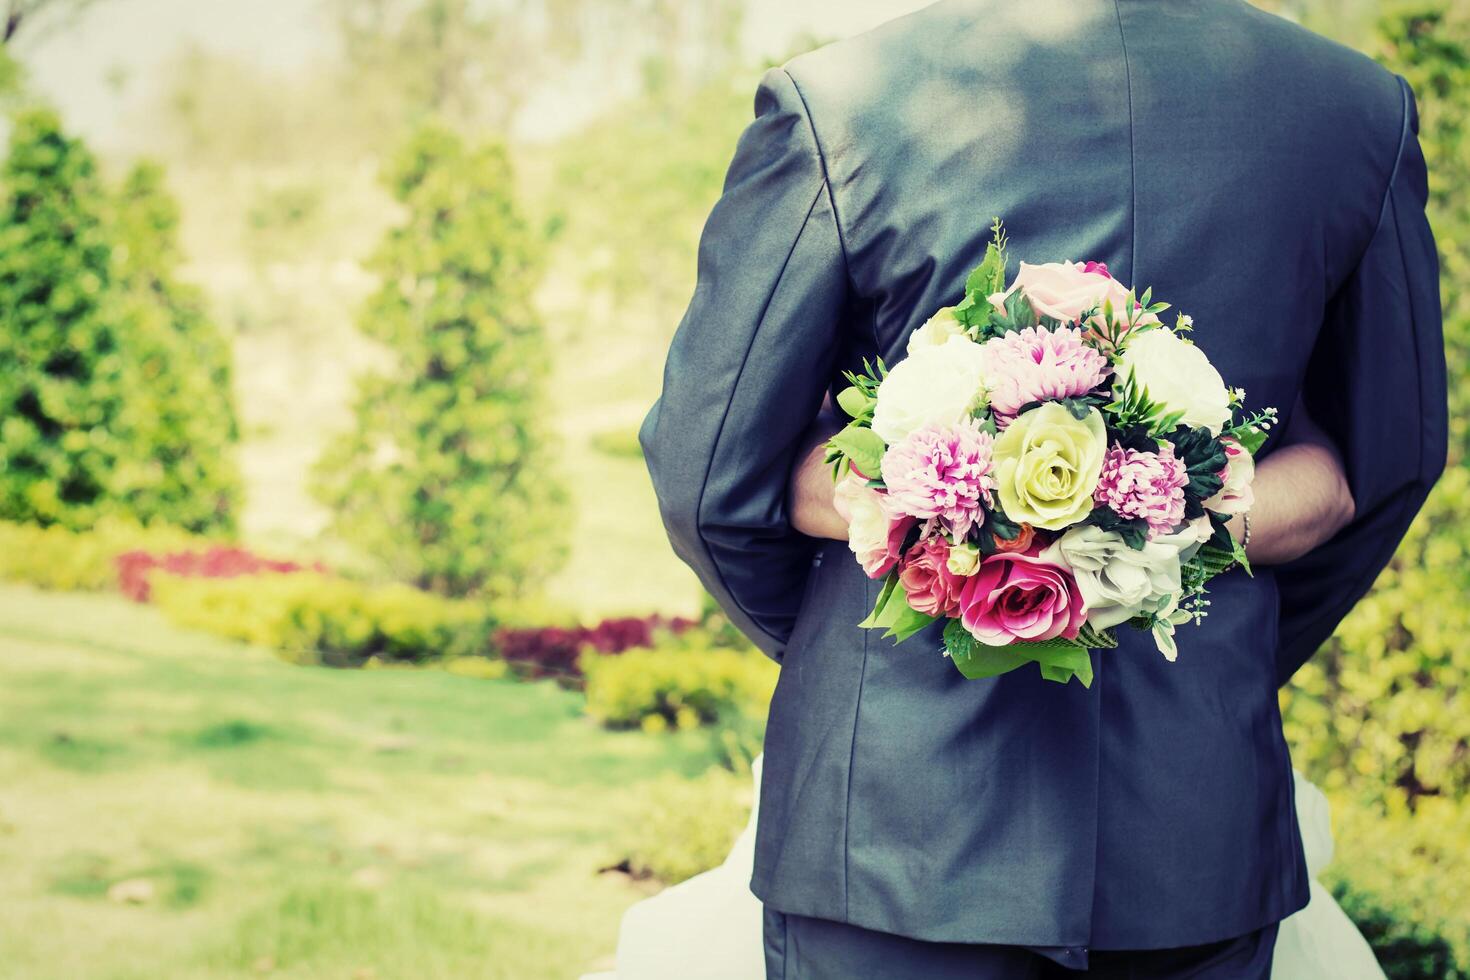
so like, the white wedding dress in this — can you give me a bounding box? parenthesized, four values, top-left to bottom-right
(585, 757, 1384, 980)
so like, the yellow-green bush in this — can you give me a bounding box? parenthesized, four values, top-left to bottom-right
(0, 517, 205, 592)
(581, 637, 777, 733)
(150, 572, 493, 667)
(1326, 796, 1470, 980)
(617, 768, 751, 884)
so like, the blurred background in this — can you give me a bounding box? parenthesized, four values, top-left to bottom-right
(0, 1, 1463, 977)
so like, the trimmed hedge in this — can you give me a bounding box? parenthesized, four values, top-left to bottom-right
(0, 518, 205, 592)
(581, 636, 777, 734)
(494, 613, 696, 680)
(150, 572, 492, 667)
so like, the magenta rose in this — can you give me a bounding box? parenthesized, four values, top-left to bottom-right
(958, 549, 1087, 645)
(897, 537, 966, 617)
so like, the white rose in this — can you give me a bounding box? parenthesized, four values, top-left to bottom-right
(1041, 524, 1184, 630)
(871, 336, 989, 446)
(1152, 515, 1215, 563)
(833, 473, 895, 576)
(1114, 329, 1232, 434)
(906, 307, 967, 354)
(1204, 437, 1256, 515)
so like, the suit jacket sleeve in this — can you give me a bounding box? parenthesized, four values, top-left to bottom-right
(638, 67, 849, 661)
(1275, 75, 1449, 684)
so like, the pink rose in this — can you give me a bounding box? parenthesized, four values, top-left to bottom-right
(897, 537, 966, 617)
(988, 260, 1158, 337)
(958, 549, 1087, 645)
(1204, 437, 1256, 516)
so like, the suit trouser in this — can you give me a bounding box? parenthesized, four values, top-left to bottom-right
(762, 908, 1279, 979)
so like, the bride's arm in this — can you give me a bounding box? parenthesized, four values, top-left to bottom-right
(787, 395, 1356, 565)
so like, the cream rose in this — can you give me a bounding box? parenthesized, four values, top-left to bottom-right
(834, 473, 898, 577)
(1041, 524, 1184, 629)
(871, 336, 988, 446)
(1204, 437, 1256, 515)
(991, 402, 1107, 530)
(1114, 329, 1232, 434)
(906, 306, 967, 354)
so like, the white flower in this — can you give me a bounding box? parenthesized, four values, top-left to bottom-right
(834, 473, 890, 561)
(1114, 329, 1232, 434)
(1152, 515, 1214, 563)
(1041, 524, 1185, 630)
(906, 307, 967, 355)
(946, 541, 980, 576)
(871, 336, 989, 446)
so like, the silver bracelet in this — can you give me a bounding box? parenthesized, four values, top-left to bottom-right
(1240, 512, 1252, 551)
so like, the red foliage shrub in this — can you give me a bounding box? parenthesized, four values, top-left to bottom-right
(494, 613, 697, 680)
(116, 546, 326, 603)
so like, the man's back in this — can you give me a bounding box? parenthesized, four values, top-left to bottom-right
(640, 0, 1444, 955)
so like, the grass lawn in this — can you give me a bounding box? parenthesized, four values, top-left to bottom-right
(0, 583, 722, 979)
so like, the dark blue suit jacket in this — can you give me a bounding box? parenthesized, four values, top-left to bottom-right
(640, 0, 1447, 952)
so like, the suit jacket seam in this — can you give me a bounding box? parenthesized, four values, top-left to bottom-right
(780, 67, 853, 282)
(1276, 187, 1424, 670)
(691, 177, 831, 655)
(1343, 74, 1415, 286)
(1112, 0, 1138, 283)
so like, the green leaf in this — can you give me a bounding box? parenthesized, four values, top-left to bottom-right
(884, 605, 940, 643)
(828, 424, 886, 481)
(835, 385, 873, 421)
(1234, 425, 1268, 455)
(858, 574, 901, 629)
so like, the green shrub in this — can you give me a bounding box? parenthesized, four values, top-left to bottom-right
(150, 572, 493, 667)
(311, 123, 568, 599)
(0, 517, 205, 591)
(1326, 796, 1470, 980)
(109, 160, 242, 533)
(581, 636, 777, 733)
(618, 768, 750, 884)
(0, 110, 241, 533)
(0, 108, 129, 530)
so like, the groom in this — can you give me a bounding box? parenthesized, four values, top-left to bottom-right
(640, 1, 1446, 976)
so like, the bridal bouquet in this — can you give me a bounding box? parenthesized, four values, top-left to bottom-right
(825, 221, 1274, 686)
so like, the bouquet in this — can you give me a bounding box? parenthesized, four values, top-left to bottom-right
(825, 221, 1274, 687)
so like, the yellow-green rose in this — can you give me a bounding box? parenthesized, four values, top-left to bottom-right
(993, 402, 1106, 531)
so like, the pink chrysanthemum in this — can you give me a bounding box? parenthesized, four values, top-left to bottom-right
(979, 326, 1110, 420)
(881, 418, 996, 539)
(1093, 442, 1189, 537)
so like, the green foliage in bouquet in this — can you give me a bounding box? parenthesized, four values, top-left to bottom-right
(108, 160, 242, 533)
(312, 123, 569, 599)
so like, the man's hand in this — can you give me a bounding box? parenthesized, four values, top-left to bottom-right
(788, 401, 850, 541)
(1227, 396, 1356, 566)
